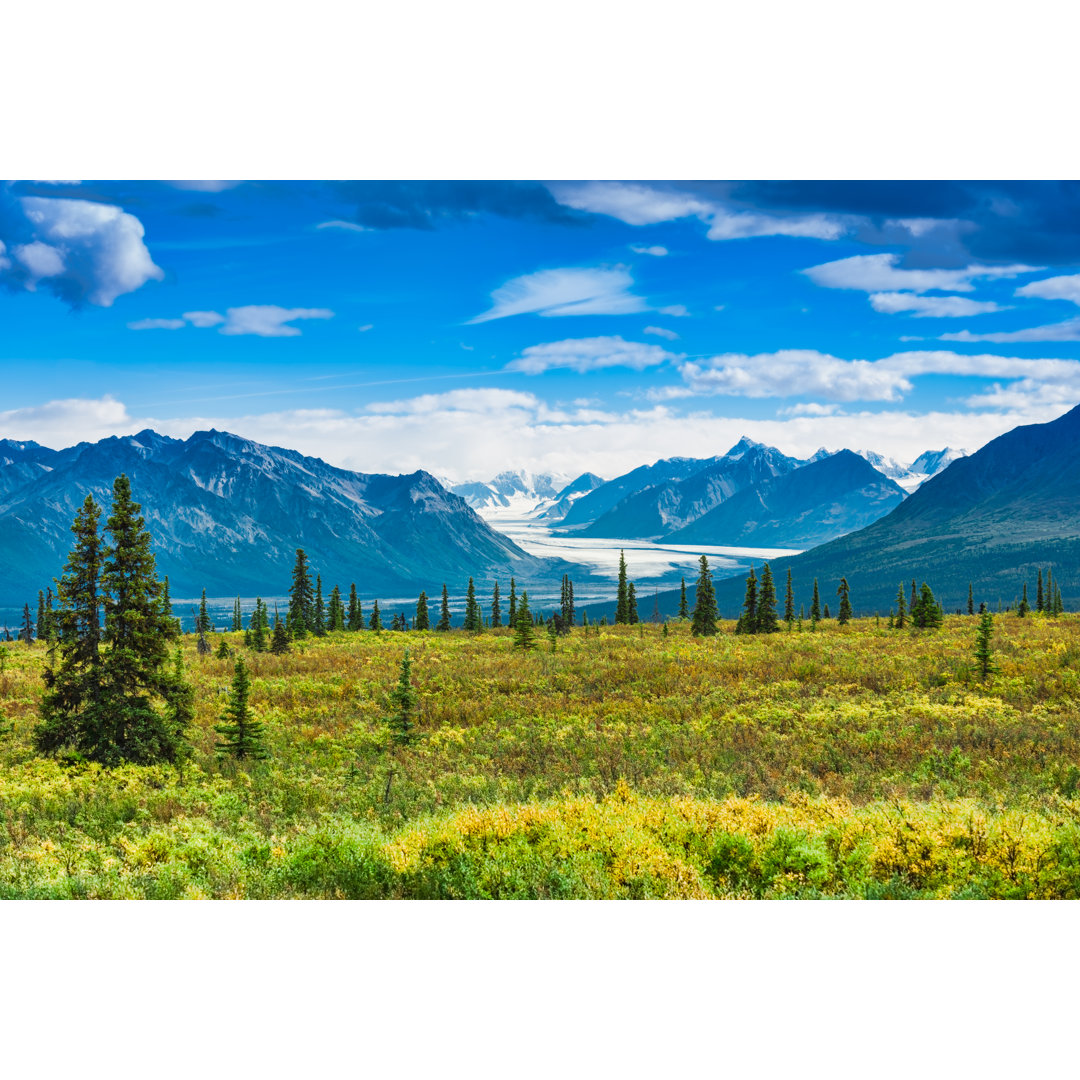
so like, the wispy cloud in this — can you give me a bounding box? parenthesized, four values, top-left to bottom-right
(128, 318, 186, 330)
(940, 319, 1080, 343)
(506, 336, 679, 375)
(868, 292, 1006, 317)
(127, 306, 333, 337)
(316, 220, 370, 233)
(630, 244, 668, 256)
(803, 253, 1039, 294)
(643, 326, 680, 340)
(1016, 273, 1080, 306)
(468, 267, 647, 323)
(658, 304, 689, 317)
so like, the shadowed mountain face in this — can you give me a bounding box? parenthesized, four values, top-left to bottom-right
(664, 450, 907, 548)
(537, 472, 607, 523)
(0, 429, 562, 604)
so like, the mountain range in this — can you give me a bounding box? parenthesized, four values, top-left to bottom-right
(0, 429, 565, 605)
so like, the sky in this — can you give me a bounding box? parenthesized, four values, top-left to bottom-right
(4, 179, 1080, 483)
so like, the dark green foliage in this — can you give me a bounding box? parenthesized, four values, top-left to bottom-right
(347, 584, 362, 632)
(974, 610, 995, 680)
(232, 596, 243, 632)
(627, 582, 638, 625)
(36, 591, 45, 640)
(271, 611, 290, 654)
(1018, 583, 1030, 618)
(911, 583, 944, 629)
(784, 568, 794, 624)
(328, 584, 345, 632)
(508, 577, 517, 626)
(415, 591, 430, 631)
(560, 574, 574, 628)
(514, 591, 536, 650)
(161, 576, 179, 639)
(836, 577, 852, 626)
(386, 649, 419, 747)
(313, 575, 326, 636)
(195, 609, 211, 656)
(198, 589, 211, 634)
(287, 549, 315, 637)
(823, 604, 830, 619)
(19, 604, 33, 645)
(615, 550, 630, 625)
(215, 656, 267, 760)
(678, 578, 688, 619)
(736, 567, 757, 635)
(463, 577, 481, 632)
(691, 554, 718, 637)
(250, 598, 268, 652)
(967, 582, 974, 616)
(1055, 585, 1064, 616)
(369, 600, 383, 632)
(757, 563, 779, 633)
(1037, 569, 1044, 613)
(215, 639, 232, 660)
(910, 580, 917, 614)
(895, 582, 907, 629)
(491, 581, 501, 628)
(547, 619, 558, 653)
(810, 579, 821, 622)
(437, 584, 451, 631)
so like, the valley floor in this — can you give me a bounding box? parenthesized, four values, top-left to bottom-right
(3, 615, 1080, 898)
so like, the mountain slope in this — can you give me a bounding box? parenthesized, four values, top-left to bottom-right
(536, 472, 606, 523)
(664, 450, 906, 548)
(0, 429, 563, 603)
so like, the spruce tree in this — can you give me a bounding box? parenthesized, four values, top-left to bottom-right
(491, 581, 502, 627)
(912, 583, 944, 629)
(757, 563, 779, 633)
(895, 582, 907, 629)
(215, 656, 268, 760)
(784, 568, 794, 624)
(691, 554, 718, 637)
(560, 574, 575, 628)
(251, 598, 268, 652)
(513, 590, 537, 649)
(1037, 569, 1044, 613)
(463, 577, 480, 631)
(386, 649, 419, 747)
(198, 589, 211, 634)
(44, 587, 55, 642)
(810, 579, 821, 622)
(161, 575, 179, 639)
(36, 591, 46, 640)
(836, 578, 852, 625)
(1056, 585, 1064, 616)
(823, 603, 830, 620)
(437, 584, 451, 631)
(232, 596, 243, 632)
(627, 582, 639, 625)
(196, 610, 211, 656)
(348, 583, 362, 631)
(17, 604, 33, 645)
(508, 577, 517, 626)
(270, 610, 290, 654)
(313, 575, 327, 636)
(910, 580, 917, 614)
(1018, 583, 1030, 618)
(974, 610, 995, 680)
(615, 550, 630, 624)
(736, 567, 758, 634)
(287, 548, 315, 637)
(678, 578, 689, 619)
(328, 584, 345, 631)
(415, 591, 430, 631)
(967, 583, 974, 616)
(369, 599, 383, 632)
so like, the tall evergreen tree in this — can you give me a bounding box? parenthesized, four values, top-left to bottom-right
(43, 587, 55, 642)
(369, 599, 383, 632)
(627, 582, 639, 625)
(251, 598, 268, 652)
(36, 591, 46, 640)
(691, 554, 718, 637)
(1055, 585, 1064, 616)
(1037, 569, 1044, 613)
(1017, 582, 1030, 617)
(198, 589, 211, 634)
(967, 582, 974, 616)
(415, 591, 430, 631)
(508, 577, 517, 626)
(386, 649, 419, 747)
(270, 608, 290, 654)
(560, 575, 575, 628)
(463, 577, 481, 631)
(678, 578, 689, 619)
(313, 575, 327, 636)
(836, 577, 852, 626)
(195, 608, 211, 656)
(736, 567, 758, 634)
(20, 604, 34, 644)
(287, 548, 315, 637)
(215, 656, 268, 760)
(232, 596, 243, 632)
(615, 550, 630, 625)
(328, 585, 345, 631)
(437, 584, 451, 631)
(974, 610, 995, 680)
(161, 575, 179, 639)
(895, 582, 907, 629)
(910, 580, 917, 614)
(912, 583, 944, 629)
(757, 563, 779, 633)
(810, 579, 821, 622)
(347, 583, 362, 631)
(491, 581, 502, 628)
(784, 568, 794, 624)
(513, 590, 537, 650)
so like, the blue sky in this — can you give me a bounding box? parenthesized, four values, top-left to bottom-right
(4, 179, 1080, 481)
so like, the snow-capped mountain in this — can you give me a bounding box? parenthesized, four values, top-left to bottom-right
(451, 468, 573, 516)
(855, 447, 968, 493)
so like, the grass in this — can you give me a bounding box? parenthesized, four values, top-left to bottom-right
(3, 613, 1080, 898)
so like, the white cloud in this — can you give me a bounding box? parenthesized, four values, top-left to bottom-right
(658, 304, 689, 317)
(869, 292, 1006, 317)
(550, 181, 848, 242)
(219, 305, 334, 337)
(779, 402, 843, 417)
(643, 326, 680, 340)
(358, 323, 374, 332)
(803, 253, 1039, 294)
(0, 395, 133, 446)
(1015, 274, 1080, 306)
(316, 220, 370, 233)
(128, 317, 187, 330)
(506, 335, 679, 375)
(552, 182, 713, 226)
(468, 266, 647, 323)
(1, 196, 163, 307)
(166, 181, 243, 192)
(183, 310, 226, 328)
(940, 319, 1080, 344)
(630, 244, 668, 256)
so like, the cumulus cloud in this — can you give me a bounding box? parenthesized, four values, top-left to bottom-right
(803, 253, 1039, 294)
(868, 292, 1006, 317)
(0, 395, 133, 446)
(658, 304, 689, 317)
(0, 194, 162, 307)
(468, 267, 647, 323)
(940, 319, 1080, 343)
(505, 336, 679, 375)
(643, 326, 679, 340)
(126, 306, 332, 336)
(550, 181, 847, 242)
(1015, 273, 1080, 306)
(630, 244, 668, 256)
